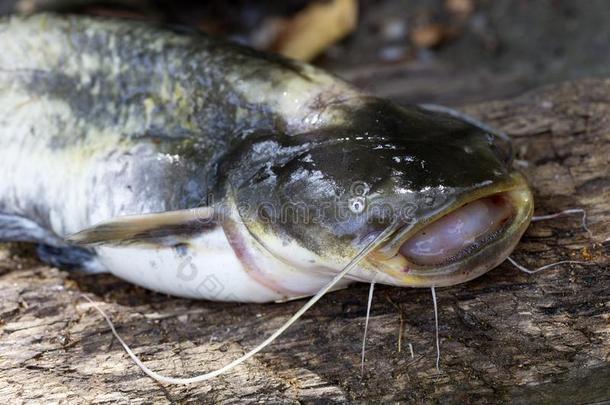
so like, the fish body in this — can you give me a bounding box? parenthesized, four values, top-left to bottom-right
(0, 14, 533, 302)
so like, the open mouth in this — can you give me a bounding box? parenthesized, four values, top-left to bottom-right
(399, 192, 517, 267)
(361, 173, 533, 287)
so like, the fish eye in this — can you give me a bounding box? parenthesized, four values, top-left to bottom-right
(349, 196, 366, 214)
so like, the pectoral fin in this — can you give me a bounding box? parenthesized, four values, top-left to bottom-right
(66, 207, 216, 247)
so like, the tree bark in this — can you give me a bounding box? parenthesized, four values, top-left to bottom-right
(0, 79, 608, 404)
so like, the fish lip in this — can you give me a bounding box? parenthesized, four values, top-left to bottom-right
(380, 172, 530, 254)
(371, 172, 534, 286)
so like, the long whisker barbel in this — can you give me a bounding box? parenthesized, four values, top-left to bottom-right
(82, 222, 400, 384)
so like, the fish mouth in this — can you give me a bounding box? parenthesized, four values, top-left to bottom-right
(400, 192, 516, 266)
(373, 173, 533, 287)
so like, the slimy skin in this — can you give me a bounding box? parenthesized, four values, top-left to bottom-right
(0, 14, 360, 302)
(0, 14, 533, 302)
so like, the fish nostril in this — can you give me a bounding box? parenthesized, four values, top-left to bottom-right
(399, 194, 514, 266)
(488, 133, 514, 166)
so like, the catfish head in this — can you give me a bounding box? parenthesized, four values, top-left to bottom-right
(222, 98, 533, 288)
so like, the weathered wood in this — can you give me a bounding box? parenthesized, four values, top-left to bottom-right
(0, 79, 608, 403)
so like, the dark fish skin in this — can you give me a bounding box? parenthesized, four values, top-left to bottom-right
(224, 98, 515, 258)
(0, 13, 359, 244)
(0, 14, 530, 298)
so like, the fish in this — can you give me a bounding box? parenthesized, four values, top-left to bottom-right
(0, 13, 533, 303)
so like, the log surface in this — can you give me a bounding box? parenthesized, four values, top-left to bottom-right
(0, 79, 609, 403)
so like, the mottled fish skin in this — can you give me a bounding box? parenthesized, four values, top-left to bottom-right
(0, 13, 359, 235)
(0, 13, 364, 301)
(0, 14, 533, 301)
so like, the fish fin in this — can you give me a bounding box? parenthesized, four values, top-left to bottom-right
(0, 213, 108, 273)
(0, 213, 63, 245)
(66, 207, 216, 247)
(37, 244, 108, 273)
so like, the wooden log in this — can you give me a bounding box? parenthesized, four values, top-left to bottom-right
(0, 78, 608, 403)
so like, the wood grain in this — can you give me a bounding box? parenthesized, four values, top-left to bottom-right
(0, 79, 608, 403)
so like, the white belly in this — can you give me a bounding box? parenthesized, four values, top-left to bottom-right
(96, 227, 343, 303)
